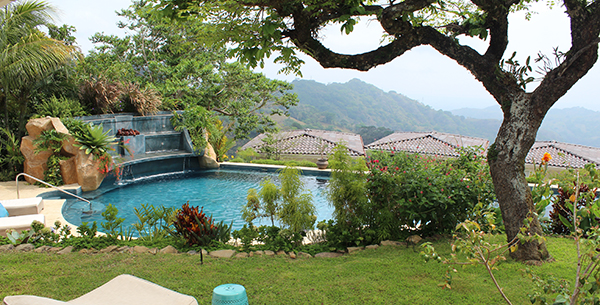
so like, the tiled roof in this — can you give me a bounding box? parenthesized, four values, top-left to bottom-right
(241, 129, 365, 157)
(365, 131, 489, 157)
(526, 141, 600, 168)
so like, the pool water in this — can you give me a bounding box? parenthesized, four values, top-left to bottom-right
(62, 169, 332, 232)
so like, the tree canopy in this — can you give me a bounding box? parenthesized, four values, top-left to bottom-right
(81, 0, 298, 139)
(157, 0, 600, 261)
(0, 0, 80, 137)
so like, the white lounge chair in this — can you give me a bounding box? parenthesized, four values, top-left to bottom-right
(1, 198, 44, 216)
(3, 274, 199, 305)
(0, 214, 45, 236)
(0, 198, 45, 236)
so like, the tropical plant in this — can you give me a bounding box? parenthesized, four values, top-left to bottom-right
(243, 178, 280, 226)
(79, 78, 123, 115)
(278, 167, 316, 233)
(171, 202, 231, 246)
(0, 127, 24, 179)
(73, 123, 116, 156)
(365, 147, 495, 240)
(207, 118, 235, 162)
(326, 144, 370, 247)
(34, 96, 88, 118)
(131, 203, 175, 241)
(121, 82, 162, 116)
(101, 204, 126, 240)
(171, 106, 210, 152)
(34, 129, 67, 154)
(0, 0, 79, 138)
(61, 118, 88, 139)
(5, 228, 40, 245)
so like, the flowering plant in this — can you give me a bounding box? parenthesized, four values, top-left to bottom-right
(365, 146, 495, 239)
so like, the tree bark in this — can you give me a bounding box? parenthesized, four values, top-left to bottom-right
(488, 92, 549, 261)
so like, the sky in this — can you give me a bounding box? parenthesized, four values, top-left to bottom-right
(47, 0, 600, 111)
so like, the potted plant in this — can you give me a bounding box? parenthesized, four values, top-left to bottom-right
(316, 140, 329, 169)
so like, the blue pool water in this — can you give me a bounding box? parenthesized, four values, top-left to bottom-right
(62, 169, 332, 232)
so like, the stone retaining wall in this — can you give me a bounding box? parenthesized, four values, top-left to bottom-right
(0, 242, 398, 259)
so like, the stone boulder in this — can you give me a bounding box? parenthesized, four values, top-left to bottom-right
(21, 118, 73, 184)
(26, 117, 69, 138)
(59, 157, 78, 185)
(199, 138, 219, 169)
(20, 136, 52, 184)
(61, 135, 79, 157)
(76, 150, 106, 192)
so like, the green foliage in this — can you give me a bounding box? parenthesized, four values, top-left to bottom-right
(249, 159, 317, 168)
(278, 167, 316, 233)
(355, 125, 394, 145)
(5, 228, 39, 246)
(257, 225, 304, 253)
(132, 203, 175, 242)
(365, 146, 495, 239)
(207, 119, 235, 162)
(171, 106, 210, 152)
(77, 221, 98, 238)
(231, 224, 259, 252)
(499, 52, 534, 90)
(243, 178, 281, 226)
(34, 129, 67, 154)
(73, 123, 116, 156)
(62, 118, 88, 139)
(34, 96, 88, 118)
(326, 144, 370, 247)
(0, 0, 79, 139)
(101, 204, 126, 240)
(0, 127, 24, 180)
(171, 202, 232, 247)
(33, 129, 68, 186)
(236, 147, 258, 163)
(43, 154, 66, 186)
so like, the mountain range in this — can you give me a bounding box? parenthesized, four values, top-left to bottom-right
(285, 79, 599, 147)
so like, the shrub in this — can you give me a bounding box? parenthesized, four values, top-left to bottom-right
(365, 146, 495, 239)
(34, 96, 88, 118)
(171, 202, 232, 246)
(237, 147, 258, 162)
(0, 127, 24, 180)
(326, 144, 371, 247)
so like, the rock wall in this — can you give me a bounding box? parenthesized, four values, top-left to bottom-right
(20, 117, 106, 191)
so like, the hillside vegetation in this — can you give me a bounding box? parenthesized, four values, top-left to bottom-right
(286, 79, 597, 147)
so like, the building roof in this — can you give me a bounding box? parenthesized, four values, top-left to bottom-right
(365, 131, 489, 157)
(526, 141, 600, 168)
(241, 129, 365, 157)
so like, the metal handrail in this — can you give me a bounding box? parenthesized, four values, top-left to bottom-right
(15, 173, 91, 205)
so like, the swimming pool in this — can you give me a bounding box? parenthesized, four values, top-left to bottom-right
(62, 168, 332, 232)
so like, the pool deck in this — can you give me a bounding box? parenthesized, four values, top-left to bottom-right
(0, 181, 80, 234)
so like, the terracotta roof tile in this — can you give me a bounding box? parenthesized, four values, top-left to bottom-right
(365, 131, 489, 157)
(526, 141, 600, 168)
(241, 129, 365, 157)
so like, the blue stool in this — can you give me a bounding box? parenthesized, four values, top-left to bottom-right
(212, 284, 248, 305)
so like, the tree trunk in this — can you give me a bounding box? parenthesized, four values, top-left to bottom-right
(488, 93, 549, 261)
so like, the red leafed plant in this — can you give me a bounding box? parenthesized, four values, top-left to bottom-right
(172, 202, 232, 246)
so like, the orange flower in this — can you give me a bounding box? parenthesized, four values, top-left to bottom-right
(541, 152, 552, 164)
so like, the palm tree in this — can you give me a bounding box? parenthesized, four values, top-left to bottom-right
(0, 0, 80, 138)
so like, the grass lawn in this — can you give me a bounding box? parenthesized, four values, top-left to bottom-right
(0, 236, 578, 304)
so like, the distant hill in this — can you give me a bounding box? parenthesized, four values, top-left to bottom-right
(288, 79, 501, 141)
(284, 79, 599, 148)
(451, 106, 600, 147)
